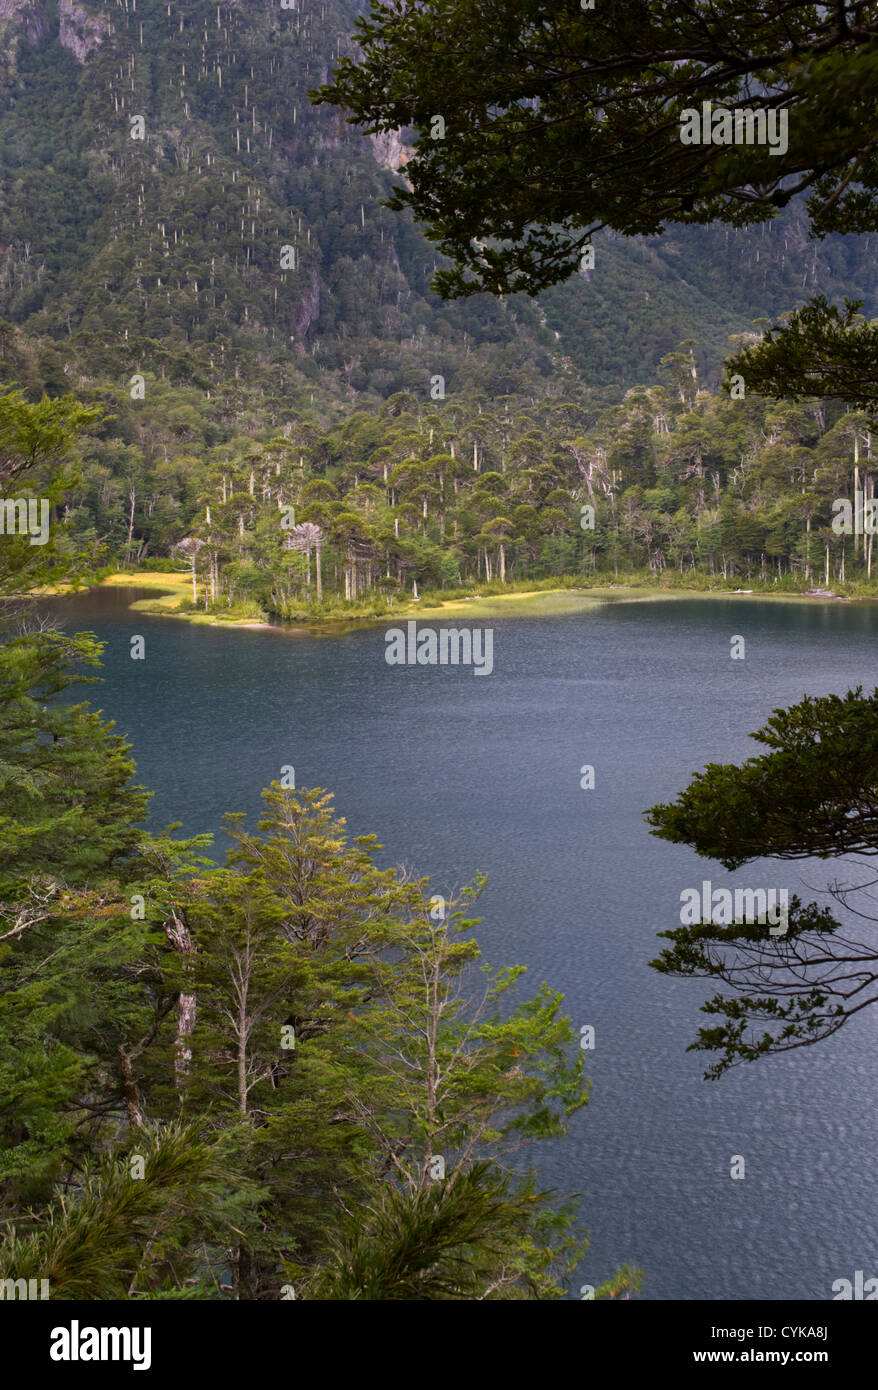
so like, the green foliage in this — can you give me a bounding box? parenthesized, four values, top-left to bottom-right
(647, 687, 878, 1077)
(0, 389, 102, 597)
(306, 1162, 582, 1301)
(0, 630, 159, 1203)
(646, 688, 878, 868)
(0, 735, 625, 1295)
(726, 296, 878, 411)
(0, 1123, 251, 1299)
(19, 366, 874, 613)
(166, 785, 598, 1295)
(0, 630, 149, 887)
(316, 0, 878, 298)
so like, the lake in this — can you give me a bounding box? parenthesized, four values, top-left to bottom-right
(42, 586, 878, 1300)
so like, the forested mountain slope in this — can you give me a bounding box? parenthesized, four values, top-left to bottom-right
(0, 0, 875, 403)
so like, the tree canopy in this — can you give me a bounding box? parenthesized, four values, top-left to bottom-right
(647, 688, 878, 1077)
(0, 388, 634, 1300)
(316, 0, 878, 298)
(725, 296, 878, 412)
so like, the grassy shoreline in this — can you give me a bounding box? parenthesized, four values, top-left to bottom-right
(34, 569, 871, 632)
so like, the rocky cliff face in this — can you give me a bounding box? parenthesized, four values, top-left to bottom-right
(369, 128, 409, 173)
(293, 268, 321, 338)
(0, 0, 108, 58)
(0, 0, 49, 46)
(58, 0, 109, 61)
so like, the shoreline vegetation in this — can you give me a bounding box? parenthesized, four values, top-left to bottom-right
(34, 568, 869, 632)
(12, 375, 878, 638)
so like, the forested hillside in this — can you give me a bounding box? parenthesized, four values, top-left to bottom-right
(0, 0, 874, 618)
(3, 0, 878, 1315)
(2, 315, 874, 618)
(0, 0, 876, 401)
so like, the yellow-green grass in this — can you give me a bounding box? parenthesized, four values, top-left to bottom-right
(406, 586, 680, 620)
(94, 572, 272, 627)
(401, 585, 854, 620)
(36, 572, 861, 632)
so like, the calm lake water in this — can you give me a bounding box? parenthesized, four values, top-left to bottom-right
(42, 587, 878, 1300)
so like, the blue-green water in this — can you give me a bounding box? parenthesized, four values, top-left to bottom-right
(45, 588, 878, 1299)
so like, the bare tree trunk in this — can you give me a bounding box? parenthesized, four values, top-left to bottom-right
(125, 487, 136, 567)
(237, 1012, 248, 1115)
(165, 909, 196, 1086)
(855, 445, 860, 558)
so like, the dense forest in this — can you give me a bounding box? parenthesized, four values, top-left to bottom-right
(2, 317, 876, 618)
(0, 386, 650, 1300)
(0, 0, 875, 618)
(0, 0, 875, 394)
(2, 0, 878, 1312)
